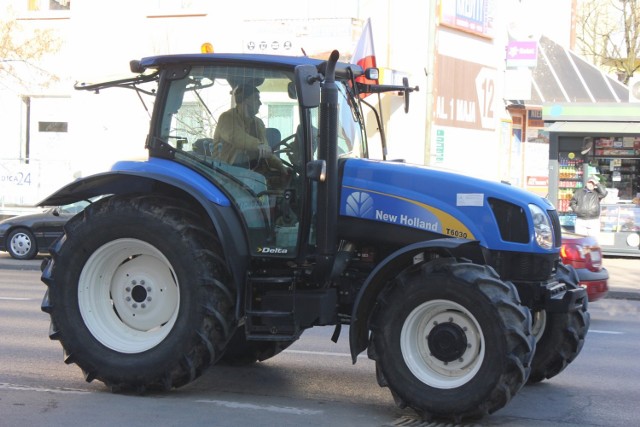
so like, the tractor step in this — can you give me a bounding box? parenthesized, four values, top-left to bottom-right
(245, 276, 299, 340)
(245, 309, 299, 340)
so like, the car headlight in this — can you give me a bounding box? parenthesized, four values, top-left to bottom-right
(529, 204, 553, 249)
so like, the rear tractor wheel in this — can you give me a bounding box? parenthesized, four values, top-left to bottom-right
(41, 195, 236, 391)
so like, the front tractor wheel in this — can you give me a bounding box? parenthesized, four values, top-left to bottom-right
(41, 195, 235, 392)
(370, 259, 535, 422)
(401, 299, 485, 389)
(528, 263, 590, 384)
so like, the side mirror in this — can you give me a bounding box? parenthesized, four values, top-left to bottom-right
(401, 77, 419, 113)
(295, 65, 321, 108)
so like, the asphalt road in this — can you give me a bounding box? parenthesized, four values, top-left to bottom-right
(2, 268, 640, 426)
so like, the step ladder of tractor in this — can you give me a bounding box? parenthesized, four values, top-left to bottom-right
(245, 276, 299, 340)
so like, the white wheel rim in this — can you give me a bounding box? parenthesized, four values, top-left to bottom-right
(401, 299, 485, 389)
(531, 310, 547, 343)
(78, 238, 180, 353)
(10, 232, 32, 256)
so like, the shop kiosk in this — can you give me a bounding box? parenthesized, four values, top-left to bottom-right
(545, 103, 640, 257)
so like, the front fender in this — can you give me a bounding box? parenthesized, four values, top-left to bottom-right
(348, 238, 486, 363)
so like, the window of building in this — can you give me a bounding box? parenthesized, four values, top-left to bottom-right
(38, 121, 68, 132)
(27, 0, 70, 11)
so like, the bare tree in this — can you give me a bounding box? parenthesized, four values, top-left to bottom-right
(0, 7, 62, 89)
(576, 0, 639, 84)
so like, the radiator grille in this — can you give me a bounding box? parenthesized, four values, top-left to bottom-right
(488, 198, 529, 243)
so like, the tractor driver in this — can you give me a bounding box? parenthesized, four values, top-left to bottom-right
(212, 85, 289, 185)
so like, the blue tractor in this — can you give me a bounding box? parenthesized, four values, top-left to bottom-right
(40, 50, 588, 421)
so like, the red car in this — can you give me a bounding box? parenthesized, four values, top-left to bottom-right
(560, 231, 609, 301)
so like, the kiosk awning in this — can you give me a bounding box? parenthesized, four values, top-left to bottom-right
(521, 36, 630, 104)
(546, 121, 640, 134)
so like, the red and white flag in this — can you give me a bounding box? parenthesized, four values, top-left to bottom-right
(351, 18, 378, 90)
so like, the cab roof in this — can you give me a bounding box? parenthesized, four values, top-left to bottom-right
(137, 52, 364, 79)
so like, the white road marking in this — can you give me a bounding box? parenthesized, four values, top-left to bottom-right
(589, 329, 624, 335)
(196, 399, 323, 415)
(0, 383, 89, 394)
(0, 297, 34, 301)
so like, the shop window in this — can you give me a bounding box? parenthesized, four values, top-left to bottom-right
(27, 0, 70, 11)
(148, 0, 206, 17)
(38, 121, 68, 132)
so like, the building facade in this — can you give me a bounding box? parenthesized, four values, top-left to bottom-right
(0, 0, 630, 210)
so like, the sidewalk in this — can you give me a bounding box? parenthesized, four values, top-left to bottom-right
(601, 256, 639, 301)
(0, 254, 638, 300)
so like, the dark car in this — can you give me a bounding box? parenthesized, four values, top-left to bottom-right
(561, 231, 609, 302)
(0, 200, 91, 260)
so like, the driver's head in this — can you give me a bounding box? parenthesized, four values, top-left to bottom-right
(234, 85, 261, 116)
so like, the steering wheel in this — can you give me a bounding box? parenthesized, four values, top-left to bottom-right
(272, 133, 297, 156)
(269, 133, 297, 171)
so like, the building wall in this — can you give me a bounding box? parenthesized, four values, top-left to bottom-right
(1, 0, 576, 207)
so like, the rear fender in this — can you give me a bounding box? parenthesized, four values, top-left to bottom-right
(38, 165, 249, 303)
(348, 238, 486, 363)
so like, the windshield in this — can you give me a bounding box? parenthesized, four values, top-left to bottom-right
(332, 84, 364, 159)
(158, 66, 363, 161)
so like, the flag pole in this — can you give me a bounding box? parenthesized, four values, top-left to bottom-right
(377, 89, 387, 160)
(352, 18, 387, 160)
(369, 19, 386, 160)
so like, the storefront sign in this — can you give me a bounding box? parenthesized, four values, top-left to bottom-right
(506, 40, 538, 68)
(439, 0, 495, 39)
(0, 162, 38, 205)
(527, 176, 548, 186)
(434, 54, 496, 130)
(527, 109, 544, 128)
(435, 129, 445, 163)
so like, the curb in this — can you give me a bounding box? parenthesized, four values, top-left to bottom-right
(604, 290, 640, 301)
(2, 262, 42, 272)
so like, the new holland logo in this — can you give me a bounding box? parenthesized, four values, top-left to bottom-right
(345, 191, 374, 218)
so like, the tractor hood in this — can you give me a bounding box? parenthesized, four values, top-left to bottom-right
(339, 158, 559, 253)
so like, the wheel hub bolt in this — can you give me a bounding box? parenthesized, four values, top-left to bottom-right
(123, 279, 154, 309)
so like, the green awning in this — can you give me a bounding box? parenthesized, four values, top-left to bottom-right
(546, 121, 640, 134)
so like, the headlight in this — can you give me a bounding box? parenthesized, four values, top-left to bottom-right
(529, 204, 553, 249)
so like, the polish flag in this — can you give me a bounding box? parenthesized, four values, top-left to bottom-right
(351, 18, 378, 91)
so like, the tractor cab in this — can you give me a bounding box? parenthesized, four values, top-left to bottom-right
(70, 53, 414, 263)
(147, 57, 366, 258)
